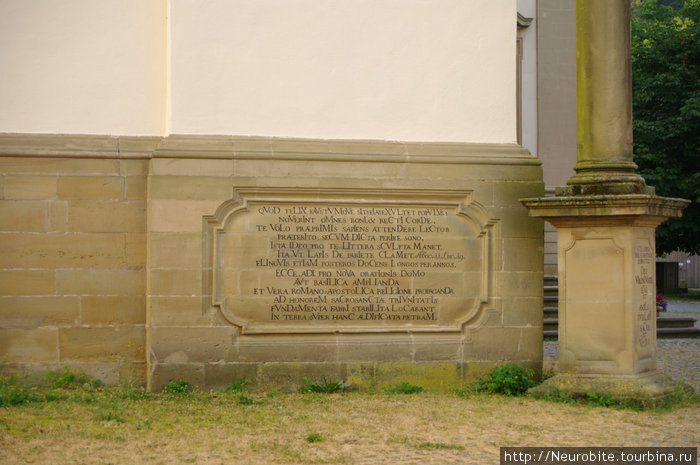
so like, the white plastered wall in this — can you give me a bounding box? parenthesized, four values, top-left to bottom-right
(1, 0, 517, 143)
(0, 0, 167, 135)
(169, 0, 517, 143)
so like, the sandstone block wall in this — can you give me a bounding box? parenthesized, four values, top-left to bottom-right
(0, 135, 544, 391)
(0, 136, 155, 385)
(148, 136, 544, 391)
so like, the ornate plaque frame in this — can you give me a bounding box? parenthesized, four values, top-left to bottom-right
(203, 187, 500, 334)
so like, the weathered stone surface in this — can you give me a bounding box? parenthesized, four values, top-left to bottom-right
(501, 297, 544, 327)
(149, 233, 203, 268)
(496, 272, 543, 299)
(0, 296, 79, 327)
(503, 238, 544, 272)
(150, 327, 237, 363)
(374, 361, 462, 390)
(48, 200, 68, 232)
(4, 175, 57, 199)
(237, 337, 338, 363)
(150, 269, 202, 296)
(413, 338, 464, 362)
(119, 159, 150, 176)
(149, 199, 223, 233)
(57, 176, 124, 199)
(125, 233, 147, 267)
(66, 200, 145, 233)
(59, 326, 145, 362)
(150, 176, 233, 200)
(204, 363, 259, 390)
(55, 269, 144, 295)
(81, 296, 146, 325)
(0, 327, 58, 362)
(150, 158, 233, 176)
(0, 233, 127, 268)
(149, 363, 205, 391)
(0, 200, 47, 232)
(0, 270, 55, 296)
(336, 339, 415, 363)
(125, 176, 147, 199)
(490, 206, 544, 239)
(0, 157, 119, 175)
(119, 361, 147, 386)
(258, 362, 346, 392)
(149, 296, 211, 326)
(468, 327, 543, 362)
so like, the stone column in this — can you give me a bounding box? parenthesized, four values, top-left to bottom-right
(568, 0, 646, 195)
(522, 0, 690, 406)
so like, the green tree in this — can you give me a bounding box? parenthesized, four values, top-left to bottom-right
(632, 0, 700, 254)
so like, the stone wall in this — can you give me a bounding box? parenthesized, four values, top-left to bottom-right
(147, 136, 544, 391)
(1, 134, 544, 391)
(0, 135, 155, 385)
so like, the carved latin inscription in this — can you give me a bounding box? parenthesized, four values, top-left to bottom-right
(634, 242, 655, 352)
(204, 188, 497, 334)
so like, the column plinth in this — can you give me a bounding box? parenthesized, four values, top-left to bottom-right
(522, 195, 689, 406)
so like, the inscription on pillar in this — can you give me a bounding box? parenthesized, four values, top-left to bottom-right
(204, 189, 497, 334)
(634, 244, 655, 350)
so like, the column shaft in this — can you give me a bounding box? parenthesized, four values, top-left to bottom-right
(569, 0, 646, 194)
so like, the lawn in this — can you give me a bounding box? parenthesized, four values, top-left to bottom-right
(1, 370, 698, 465)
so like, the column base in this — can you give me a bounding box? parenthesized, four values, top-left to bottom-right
(566, 162, 650, 196)
(529, 371, 693, 407)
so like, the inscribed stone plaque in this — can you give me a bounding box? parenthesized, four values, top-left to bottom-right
(204, 188, 498, 334)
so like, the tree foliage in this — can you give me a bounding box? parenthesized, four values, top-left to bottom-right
(632, 0, 700, 254)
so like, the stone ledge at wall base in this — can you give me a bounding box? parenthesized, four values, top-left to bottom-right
(522, 193, 690, 406)
(148, 359, 542, 393)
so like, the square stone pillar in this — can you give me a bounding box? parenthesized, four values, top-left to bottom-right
(522, 195, 689, 405)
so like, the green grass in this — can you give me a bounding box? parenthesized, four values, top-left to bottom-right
(470, 363, 538, 396)
(162, 379, 192, 394)
(528, 382, 698, 411)
(225, 377, 250, 393)
(384, 382, 424, 394)
(1, 368, 697, 465)
(298, 376, 352, 394)
(418, 441, 464, 450)
(0, 367, 108, 407)
(305, 432, 323, 443)
(1, 365, 696, 413)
